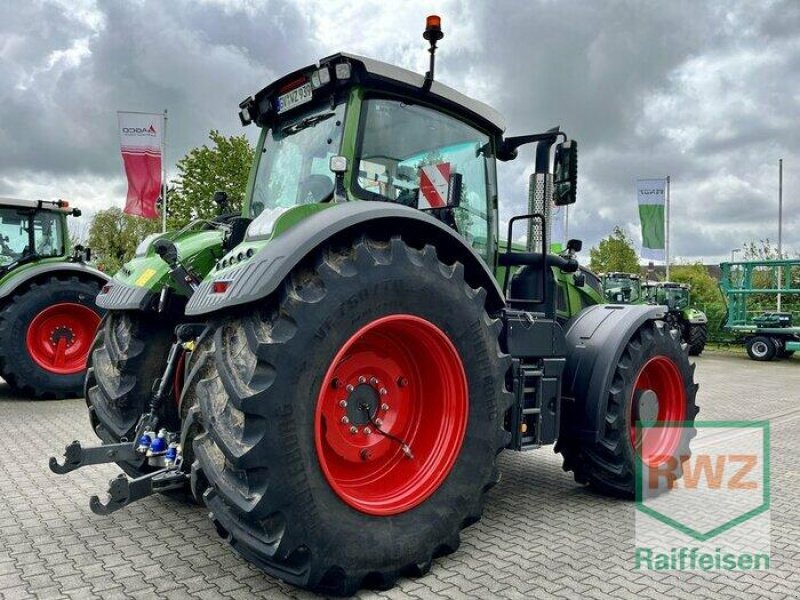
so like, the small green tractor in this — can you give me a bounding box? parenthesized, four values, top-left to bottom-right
(0, 197, 106, 398)
(642, 281, 708, 356)
(602, 273, 707, 356)
(52, 18, 698, 596)
(720, 259, 800, 361)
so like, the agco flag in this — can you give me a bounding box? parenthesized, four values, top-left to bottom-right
(637, 178, 666, 261)
(118, 111, 163, 219)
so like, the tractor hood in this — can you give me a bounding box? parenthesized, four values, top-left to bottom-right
(97, 226, 224, 311)
(683, 307, 708, 324)
(113, 228, 223, 291)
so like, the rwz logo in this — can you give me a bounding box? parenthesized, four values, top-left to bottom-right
(634, 422, 770, 571)
(647, 453, 759, 491)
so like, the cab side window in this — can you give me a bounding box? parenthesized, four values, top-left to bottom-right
(355, 99, 491, 257)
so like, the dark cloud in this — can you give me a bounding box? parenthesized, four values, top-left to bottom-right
(0, 0, 315, 180)
(0, 0, 797, 260)
(463, 0, 800, 260)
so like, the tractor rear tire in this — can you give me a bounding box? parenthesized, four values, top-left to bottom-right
(558, 321, 699, 498)
(189, 236, 512, 596)
(0, 276, 103, 399)
(686, 323, 707, 356)
(746, 336, 776, 362)
(86, 311, 180, 478)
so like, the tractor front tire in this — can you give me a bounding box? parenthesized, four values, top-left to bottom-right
(86, 311, 179, 477)
(746, 336, 776, 362)
(558, 321, 699, 498)
(0, 276, 102, 399)
(188, 236, 512, 596)
(686, 323, 707, 356)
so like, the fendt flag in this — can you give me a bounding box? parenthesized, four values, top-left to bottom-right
(118, 112, 163, 219)
(637, 178, 667, 261)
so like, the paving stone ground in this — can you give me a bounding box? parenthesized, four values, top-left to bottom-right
(0, 351, 798, 599)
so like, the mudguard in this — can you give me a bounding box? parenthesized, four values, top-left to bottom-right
(95, 281, 156, 311)
(185, 201, 505, 316)
(560, 303, 667, 442)
(0, 262, 109, 301)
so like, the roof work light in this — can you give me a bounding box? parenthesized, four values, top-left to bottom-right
(422, 15, 444, 90)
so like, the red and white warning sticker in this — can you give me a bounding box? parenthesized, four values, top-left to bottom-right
(418, 163, 451, 209)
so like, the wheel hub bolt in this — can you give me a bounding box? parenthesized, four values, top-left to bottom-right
(375, 418, 383, 426)
(358, 376, 366, 384)
(363, 427, 372, 436)
(345, 384, 354, 392)
(381, 403, 389, 411)
(369, 377, 379, 386)
(341, 416, 350, 424)
(350, 425, 358, 434)
(379, 388, 388, 396)
(339, 400, 347, 408)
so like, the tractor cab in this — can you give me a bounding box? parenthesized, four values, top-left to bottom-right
(602, 272, 642, 304)
(235, 50, 576, 281)
(0, 198, 82, 272)
(643, 281, 690, 312)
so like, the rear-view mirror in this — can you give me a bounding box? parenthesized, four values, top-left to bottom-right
(553, 140, 578, 206)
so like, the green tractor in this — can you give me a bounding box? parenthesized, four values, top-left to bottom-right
(601, 273, 707, 356)
(0, 197, 106, 398)
(642, 281, 708, 356)
(52, 18, 698, 596)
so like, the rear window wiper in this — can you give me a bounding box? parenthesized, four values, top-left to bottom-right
(283, 112, 336, 136)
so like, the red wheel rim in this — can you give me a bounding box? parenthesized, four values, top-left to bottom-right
(315, 314, 468, 516)
(25, 303, 101, 375)
(629, 356, 686, 467)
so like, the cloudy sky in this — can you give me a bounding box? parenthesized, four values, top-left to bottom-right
(1, 0, 798, 262)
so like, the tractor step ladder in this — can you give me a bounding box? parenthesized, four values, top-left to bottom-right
(511, 360, 546, 450)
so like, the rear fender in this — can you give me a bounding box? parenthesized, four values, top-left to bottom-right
(560, 304, 667, 442)
(0, 262, 109, 302)
(185, 201, 505, 316)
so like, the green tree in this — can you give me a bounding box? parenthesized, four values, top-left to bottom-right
(166, 130, 254, 229)
(589, 226, 640, 274)
(742, 238, 788, 261)
(88, 207, 160, 273)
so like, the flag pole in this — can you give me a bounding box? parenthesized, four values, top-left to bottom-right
(778, 158, 783, 312)
(665, 175, 670, 281)
(162, 109, 168, 233)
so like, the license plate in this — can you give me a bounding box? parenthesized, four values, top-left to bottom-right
(276, 83, 313, 114)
